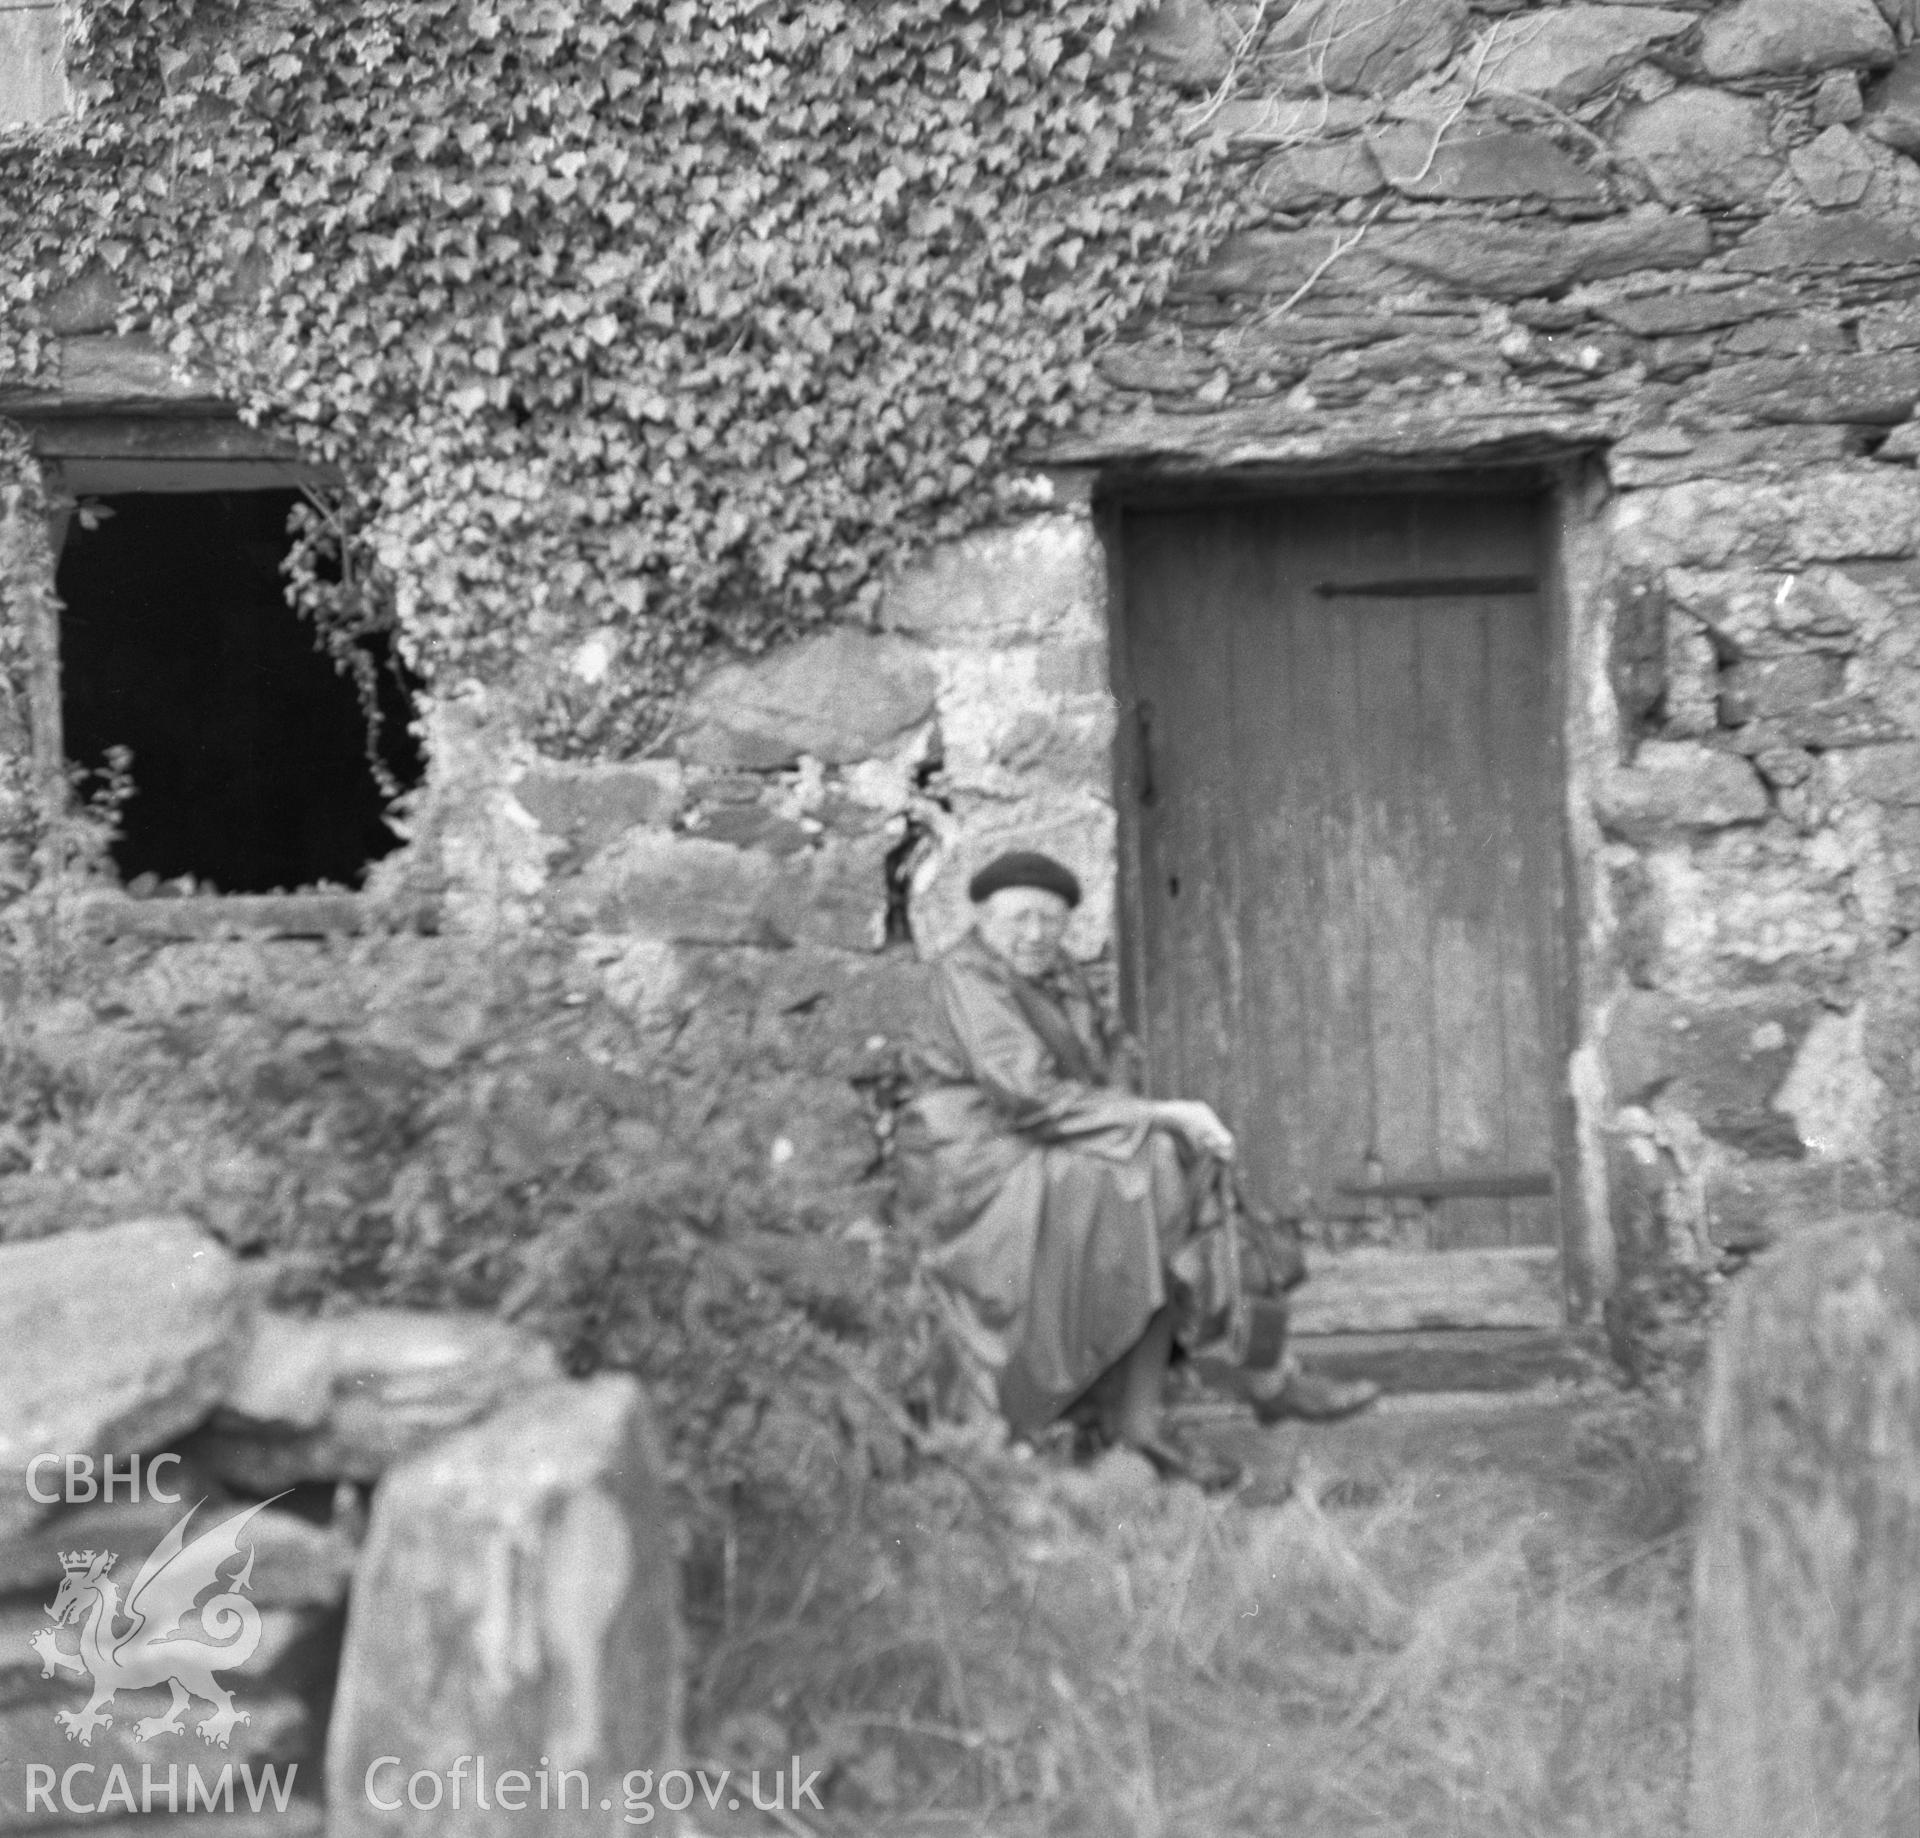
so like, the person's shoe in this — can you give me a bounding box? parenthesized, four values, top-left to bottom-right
(1128, 1427, 1243, 1492)
(1249, 1369, 1381, 1425)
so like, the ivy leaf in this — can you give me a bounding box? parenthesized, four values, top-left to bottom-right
(1, 0, 1234, 756)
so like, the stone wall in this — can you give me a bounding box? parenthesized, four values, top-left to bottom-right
(475, 503, 1116, 962)
(14, 0, 1920, 1369)
(365, 503, 1118, 1233)
(1049, 0, 1920, 1368)
(0, 428, 55, 906)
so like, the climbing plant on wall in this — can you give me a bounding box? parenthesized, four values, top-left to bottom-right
(0, 0, 1231, 754)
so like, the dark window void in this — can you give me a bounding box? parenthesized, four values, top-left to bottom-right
(56, 490, 424, 894)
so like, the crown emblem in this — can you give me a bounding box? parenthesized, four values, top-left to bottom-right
(56, 1550, 113, 1575)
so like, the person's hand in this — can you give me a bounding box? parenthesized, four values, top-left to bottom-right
(1155, 1099, 1237, 1163)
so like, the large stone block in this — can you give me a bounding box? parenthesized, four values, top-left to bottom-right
(1665, 566, 1880, 658)
(562, 826, 888, 953)
(1865, 46, 1920, 154)
(1184, 229, 1394, 298)
(1265, 0, 1469, 95)
(191, 1310, 561, 1492)
(930, 643, 1114, 800)
(1613, 89, 1781, 206)
(1595, 741, 1770, 842)
(1367, 123, 1604, 202)
(1693, 350, 1920, 425)
(1814, 68, 1866, 127)
(882, 515, 1103, 646)
(1615, 474, 1920, 570)
(1735, 698, 1911, 754)
(1702, 1156, 1885, 1249)
(57, 336, 218, 405)
(1605, 987, 1817, 1154)
(1719, 655, 1849, 725)
(1720, 314, 1851, 359)
(1633, 835, 1865, 998)
(1827, 740, 1920, 804)
(1789, 123, 1879, 207)
(0, 1219, 249, 1543)
(673, 628, 935, 770)
(1252, 139, 1385, 211)
(509, 763, 683, 856)
(1606, 427, 1858, 489)
(682, 800, 812, 857)
(1700, 0, 1895, 78)
(1773, 1005, 1889, 1161)
(325, 1376, 682, 1838)
(1373, 210, 1712, 299)
(563, 831, 788, 944)
(1130, 0, 1233, 87)
(1472, 5, 1697, 105)
(1096, 342, 1223, 395)
(1596, 284, 1791, 338)
(780, 831, 891, 953)
(1727, 212, 1920, 272)
(1862, 300, 1920, 353)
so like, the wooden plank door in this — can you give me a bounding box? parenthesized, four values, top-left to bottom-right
(1118, 492, 1567, 1332)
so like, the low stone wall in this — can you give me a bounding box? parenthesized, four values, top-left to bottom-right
(0, 1217, 682, 1836)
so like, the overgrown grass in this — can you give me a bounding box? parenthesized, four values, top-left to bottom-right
(685, 1394, 1693, 1837)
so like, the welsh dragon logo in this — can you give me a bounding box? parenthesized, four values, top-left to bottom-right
(28, 1498, 274, 1748)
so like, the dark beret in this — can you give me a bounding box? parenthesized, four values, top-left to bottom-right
(967, 850, 1081, 909)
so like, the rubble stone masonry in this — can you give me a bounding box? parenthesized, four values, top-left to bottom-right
(13, 0, 1920, 1367)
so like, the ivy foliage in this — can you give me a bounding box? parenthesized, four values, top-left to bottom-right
(1, 0, 1229, 752)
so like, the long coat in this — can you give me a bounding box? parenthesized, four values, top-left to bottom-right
(900, 927, 1232, 1434)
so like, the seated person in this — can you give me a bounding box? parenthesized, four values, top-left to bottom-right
(899, 849, 1376, 1488)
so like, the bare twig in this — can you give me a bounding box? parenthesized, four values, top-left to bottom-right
(1181, 0, 1274, 135)
(1271, 195, 1387, 315)
(1386, 26, 1497, 188)
(1481, 82, 1675, 206)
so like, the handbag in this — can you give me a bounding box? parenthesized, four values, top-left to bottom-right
(1183, 1161, 1308, 1372)
(1229, 1165, 1309, 1296)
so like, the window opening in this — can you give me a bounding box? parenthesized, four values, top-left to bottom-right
(55, 488, 424, 894)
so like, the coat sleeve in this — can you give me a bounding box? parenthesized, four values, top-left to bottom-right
(937, 956, 1158, 1147)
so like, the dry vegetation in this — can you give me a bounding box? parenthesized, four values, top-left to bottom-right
(685, 1391, 1695, 1837)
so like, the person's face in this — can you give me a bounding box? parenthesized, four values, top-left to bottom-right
(977, 885, 1072, 978)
